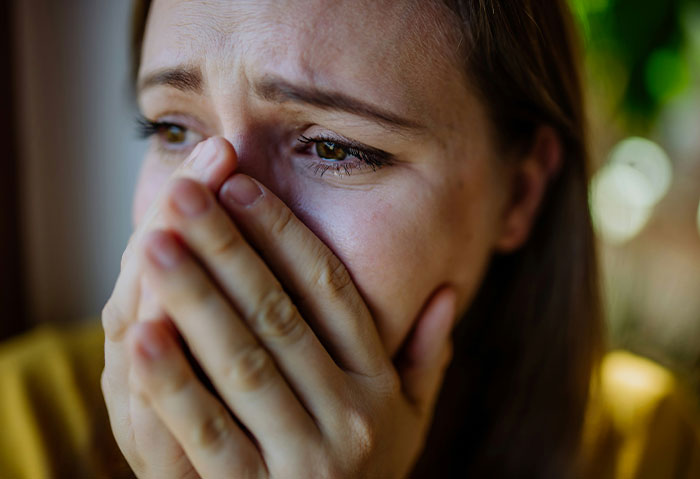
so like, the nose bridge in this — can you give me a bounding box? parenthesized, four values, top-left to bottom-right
(207, 72, 260, 170)
(202, 51, 252, 153)
(204, 61, 288, 196)
(212, 94, 283, 193)
(218, 108, 265, 174)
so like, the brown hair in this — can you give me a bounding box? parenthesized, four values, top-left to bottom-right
(130, 2, 603, 477)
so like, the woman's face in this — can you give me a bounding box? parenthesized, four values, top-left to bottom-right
(134, 0, 510, 356)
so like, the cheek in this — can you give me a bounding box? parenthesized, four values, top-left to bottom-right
(132, 156, 175, 227)
(295, 172, 497, 357)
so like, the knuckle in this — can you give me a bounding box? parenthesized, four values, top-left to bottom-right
(121, 233, 138, 269)
(253, 289, 304, 343)
(313, 254, 353, 299)
(100, 370, 111, 397)
(347, 408, 377, 461)
(191, 410, 230, 451)
(160, 366, 191, 396)
(226, 345, 275, 392)
(376, 368, 402, 399)
(208, 228, 243, 258)
(120, 248, 130, 270)
(127, 368, 148, 400)
(129, 354, 190, 398)
(102, 299, 129, 341)
(100, 369, 120, 415)
(182, 279, 217, 309)
(269, 205, 295, 237)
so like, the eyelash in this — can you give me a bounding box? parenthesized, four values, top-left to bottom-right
(296, 135, 393, 177)
(136, 116, 201, 150)
(135, 115, 393, 176)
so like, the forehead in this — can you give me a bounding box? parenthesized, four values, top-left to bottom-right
(142, 0, 463, 121)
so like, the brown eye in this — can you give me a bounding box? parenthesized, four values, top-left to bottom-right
(315, 141, 347, 161)
(162, 124, 186, 144)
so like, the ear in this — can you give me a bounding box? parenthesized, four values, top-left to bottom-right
(495, 125, 563, 252)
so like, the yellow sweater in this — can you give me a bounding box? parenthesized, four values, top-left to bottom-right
(0, 324, 132, 479)
(0, 323, 698, 478)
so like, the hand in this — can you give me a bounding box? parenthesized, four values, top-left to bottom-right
(102, 138, 239, 478)
(104, 137, 457, 478)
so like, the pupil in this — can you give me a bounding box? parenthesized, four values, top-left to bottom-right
(316, 141, 347, 161)
(165, 125, 185, 143)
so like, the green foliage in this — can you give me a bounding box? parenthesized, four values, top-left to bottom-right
(570, 0, 699, 131)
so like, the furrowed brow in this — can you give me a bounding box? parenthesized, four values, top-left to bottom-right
(137, 66, 203, 95)
(253, 76, 424, 132)
(137, 68, 425, 133)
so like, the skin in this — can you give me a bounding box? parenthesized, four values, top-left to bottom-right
(102, 0, 561, 477)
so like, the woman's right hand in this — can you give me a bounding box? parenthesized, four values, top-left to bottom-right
(101, 138, 237, 478)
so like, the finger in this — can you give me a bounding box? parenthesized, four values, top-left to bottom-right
(161, 178, 345, 419)
(127, 377, 198, 479)
(111, 137, 238, 333)
(395, 287, 456, 412)
(128, 319, 263, 479)
(103, 138, 239, 476)
(137, 276, 169, 322)
(103, 247, 143, 343)
(122, 136, 239, 268)
(142, 230, 320, 462)
(127, 136, 238, 324)
(102, 320, 196, 479)
(101, 251, 144, 469)
(102, 138, 237, 474)
(104, 237, 182, 477)
(219, 174, 388, 377)
(133, 276, 195, 469)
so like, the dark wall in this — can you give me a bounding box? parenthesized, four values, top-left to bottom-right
(0, 0, 28, 341)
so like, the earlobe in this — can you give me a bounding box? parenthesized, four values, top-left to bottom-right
(495, 126, 563, 253)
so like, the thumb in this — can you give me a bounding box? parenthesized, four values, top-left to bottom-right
(396, 286, 457, 412)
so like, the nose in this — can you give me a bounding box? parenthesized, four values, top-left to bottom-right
(216, 118, 294, 209)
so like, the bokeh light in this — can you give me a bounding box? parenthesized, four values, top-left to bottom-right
(572, 0, 700, 410)
(611, 137, 673, 202)
(590, 137, 672, 244)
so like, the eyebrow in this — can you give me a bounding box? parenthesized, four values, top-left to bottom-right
(252, 76, 424, 131)
(138, 66, 424, 132)
(138, 67, 203, 94)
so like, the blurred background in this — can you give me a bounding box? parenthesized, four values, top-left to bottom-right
(1, 0, 146, 338)
(572, 0, 700, 398)
(0, 0, 698, 399)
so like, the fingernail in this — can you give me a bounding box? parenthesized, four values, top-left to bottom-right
(189, 140, 205, 159)
(137, 323, 169, 360)
(187, 138, 218, 172)
(171, 180, 210, 217)
(436, 289, 457, 326)
(145, 232, 184, 270)
(222, 175, 263, 207)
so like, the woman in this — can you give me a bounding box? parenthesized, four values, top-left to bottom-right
(101, 0, 601, 477)
(1, 1, 697, 478)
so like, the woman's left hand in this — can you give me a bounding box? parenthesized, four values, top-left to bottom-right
(127, 157, 457, 478)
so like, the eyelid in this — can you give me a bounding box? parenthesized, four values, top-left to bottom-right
(138, 109, 212, 137)
(294, 131, 395, 178)
(136, 114, 207, 155)
(297, 135, 391, 164)
(296, 129, 394, 159)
